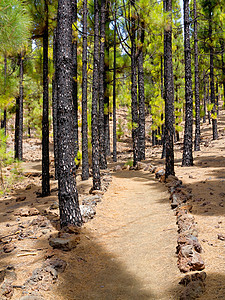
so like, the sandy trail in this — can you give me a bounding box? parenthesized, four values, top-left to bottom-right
(53, 170, 182, 300)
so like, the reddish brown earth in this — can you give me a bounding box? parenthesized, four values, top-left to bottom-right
(0, 108, 225, 299)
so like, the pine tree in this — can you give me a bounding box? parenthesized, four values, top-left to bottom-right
(56, 0, 82, 227)
(164, 0, 175, 177)
(182, 0, 193, 166)
(193, 0, 201, 151)
(81, 0, 89, 181)
(92, 0, 101, 190)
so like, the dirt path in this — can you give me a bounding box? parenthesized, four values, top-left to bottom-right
(51, 170, 182, 300)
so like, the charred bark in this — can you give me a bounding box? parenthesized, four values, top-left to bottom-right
(42, 3, 50, 197)
(81, 0, 89, 180)
(92, 0, 101, 190)
(15, 54, 23, 161)
(182, 0, 193, 166)
(164, 0, 175, 176)
(57, 0, 82, 227)
(99, 0, 107, 169)
(138, 22, 145, 161)
(194, 0, 200, 151)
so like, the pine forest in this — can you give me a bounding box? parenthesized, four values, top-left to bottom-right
(0, 0, 225, 298)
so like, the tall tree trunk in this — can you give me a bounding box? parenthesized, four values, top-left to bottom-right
(56, 0, 82, 227)
(221, 41, 225, 108)
(1, 56, 7, 135)
(92, 0, 101, 190)
(81, 0, 89, 180)
(164, 0, 175, 177)
(203, 70, 206, 123)
(99, 0, 107, 169)
(182, 0, 193, 166)
(209, 10, 218, 140)
(15, 53, 23, 161)
(161, 55, 166, 159)
(104, 2, 110, 156)
(113, 10, 117, 162)
(207, 76, 211, 124)
(194, 0, 200, 151)
(130, 1, 139, 167)
(138, 22, 145, 161)
(42, 3, 50, 197)
(52, 29, 59, 180)
(72, 0, 78, 156)
(216, 81, 219, 115)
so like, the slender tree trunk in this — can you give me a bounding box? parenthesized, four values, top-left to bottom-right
(104, 2, 110, 156)
(81, 0, 89, 180)
(72, 0, 78, 156)
(203, 70, 206, 123)
(216, 81, 219, 115)
(42, 3, 50, 197)
(15, 53, 23, 161)
(99, 0, 107, 169)
(138, 22, 145, 161)
(221, 41, 225, 108)
(1, 56, 7, 135)
(194, 0, 200, 151)
(130, 1, 139, 167)
(113, 10, 117, 162)
(209, 11, 218, 140)
(56, 0, 82, 227)
(92, 0, 101, 190)
(164, 0, 175, 177)
(52, 28, 59, 180)
(207, 76, 211, 124)
(182, 0, 193, 166)
(161, 55, 166, 159)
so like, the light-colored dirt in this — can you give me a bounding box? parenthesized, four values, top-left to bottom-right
(1, 106, 225, 299)
(52, 170, 182, 300)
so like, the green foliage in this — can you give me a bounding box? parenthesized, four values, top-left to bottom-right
(0, 129, 23, 194)
(207, 103, 214, 112)
(75, 150, 82, 166)
(124, 160, 133, 167)
(117, 118, 124, 141)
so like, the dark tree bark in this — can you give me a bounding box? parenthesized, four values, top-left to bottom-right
(104, 2, 110, 157)
(207, 76, 211, 124)
(130, 0, 139, 167)
(15, 54, 23, 161)
(72, 0, 78, 156)
(209, 9, 218, 140)
(92, 0, 101, 190)
(52, 29, 59, 180)
(113, 10, 117, 162)
(1, 56, 7, 135)
(194, 0, 200, 151)
(221, 41, 225, 108)
(99, 0, 107, 169)
(42, 2, 50, 197)
(138, 22, 145, 161)
(81, 0, 89, 181)
(56, 0, 82, 227)
(164, 0, 175, 177)
(161, 55, 166, 159)
(203, 70, 206, 123)
(216, 82, 219, 115)
(182, 0, 193, 166)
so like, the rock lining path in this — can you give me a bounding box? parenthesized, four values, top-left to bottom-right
(53, 170, 182, 299)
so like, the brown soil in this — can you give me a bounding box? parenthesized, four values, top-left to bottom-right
(0, 107, 225, 299)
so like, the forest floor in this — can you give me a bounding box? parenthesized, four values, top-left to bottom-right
(0, 108, 225, 299)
